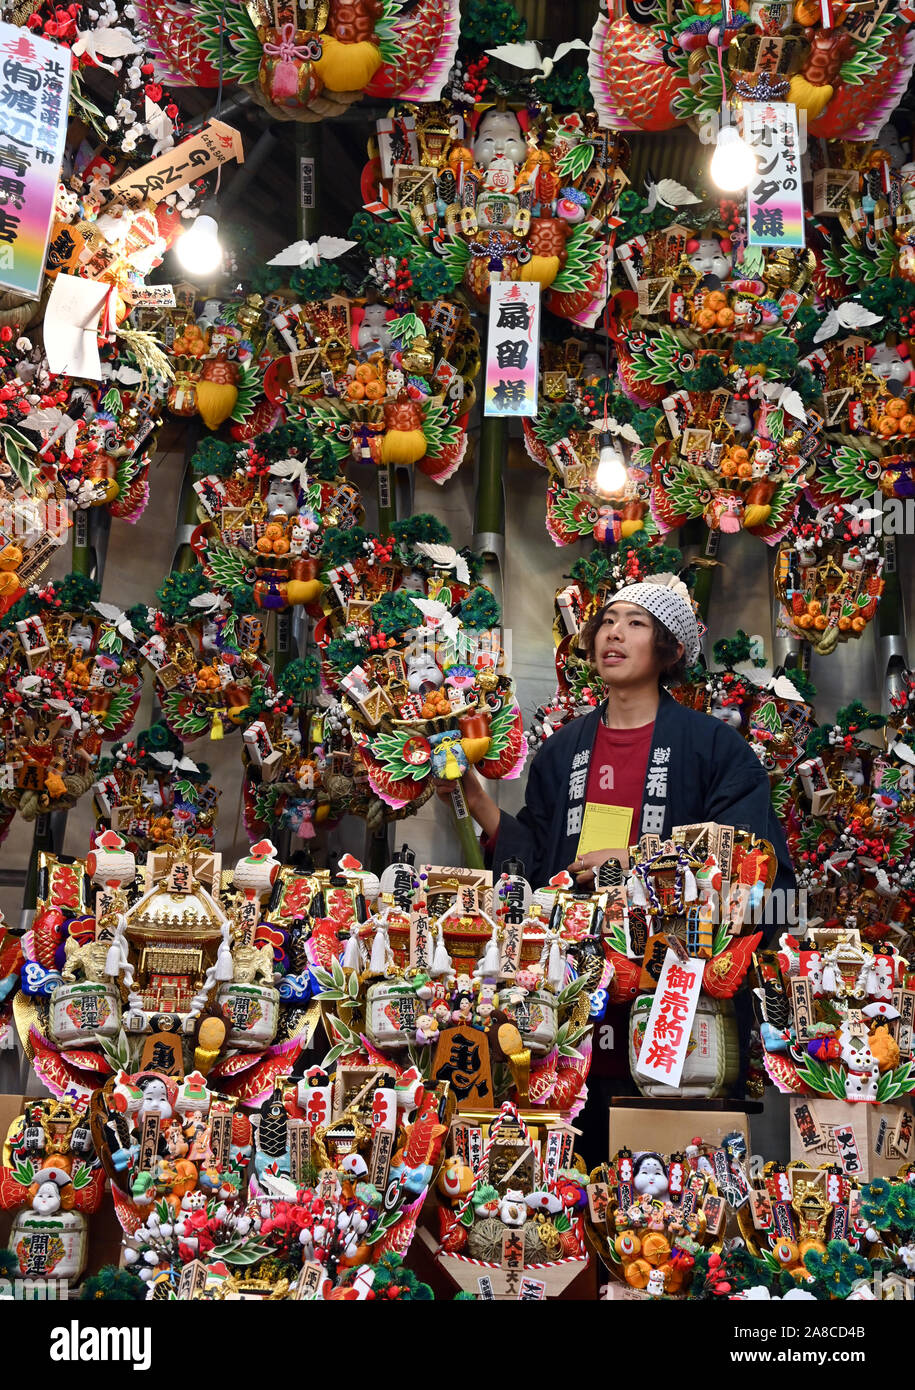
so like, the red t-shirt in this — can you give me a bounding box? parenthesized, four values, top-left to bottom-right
(583, 717, 655, 846)
(585, 717, 655, 1080)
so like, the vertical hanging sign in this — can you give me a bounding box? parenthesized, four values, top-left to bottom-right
(0, 23, 71, 298)
(299, 156, 315, 210)
(484, 280, 540, 418)
(744, 100, 805, 250)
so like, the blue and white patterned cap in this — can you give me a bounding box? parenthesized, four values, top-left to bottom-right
(606, 577, 701, 664)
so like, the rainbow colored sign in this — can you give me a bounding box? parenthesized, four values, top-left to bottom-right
(0, 24, 71, 299)
(744, 101, 805, 251)
(484, 280, 540, 419)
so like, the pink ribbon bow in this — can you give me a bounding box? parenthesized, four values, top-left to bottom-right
(263, 23, 311, 62)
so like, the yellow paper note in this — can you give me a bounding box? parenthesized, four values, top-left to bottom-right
(576, 803, 633, 857)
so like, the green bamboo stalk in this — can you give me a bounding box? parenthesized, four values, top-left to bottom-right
(680, 518, 719, 622)
(23, 814, 54, 911)
(70, 508, 91, 577)
(475, 417, 506, 537)
(450, 778, 483, 870)
(377, 462, 395, 537)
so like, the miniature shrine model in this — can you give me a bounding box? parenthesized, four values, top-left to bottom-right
(5, 0, 915, 1323)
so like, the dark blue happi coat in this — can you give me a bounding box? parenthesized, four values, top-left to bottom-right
(493, 689, 795, 929)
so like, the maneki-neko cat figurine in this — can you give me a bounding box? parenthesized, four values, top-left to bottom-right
(0, 1097, 106, 1284)
(756, 926, 915, 1106)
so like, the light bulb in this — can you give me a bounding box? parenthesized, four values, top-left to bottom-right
(176, 214, 222, 276)
(710, 124, 757, 192)
(594, 432, 627, 496)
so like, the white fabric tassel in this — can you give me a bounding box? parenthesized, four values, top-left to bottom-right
(215, 928, 234, 982)
(547, 936, 564, 990)
(629, 874, 648, 907)
(479, 924, 501, 980)
(370, 924, 388, 975)
(431, 927, 452, 977)
(342, 926, 362, 972)
(105, 943, 121, 978)
(683, 865, 698, 903)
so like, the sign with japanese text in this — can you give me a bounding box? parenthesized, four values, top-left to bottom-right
(111, 118, 244, 203)
(744, 101, 805, 249)
(0, 24, 71, 298)
(633, 949, 704, 1088)
(484, 280, 540, 418)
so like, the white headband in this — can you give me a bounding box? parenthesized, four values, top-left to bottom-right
(606, 577, 701, 665)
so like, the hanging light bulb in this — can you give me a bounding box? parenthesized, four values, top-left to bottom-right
(176, 213, 223, 276)
(594, 430, 627, 496)
(710, 121, 757, 192)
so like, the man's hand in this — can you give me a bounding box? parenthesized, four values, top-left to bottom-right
(566, 848, 627, 888)
(435, 767, 501, 840)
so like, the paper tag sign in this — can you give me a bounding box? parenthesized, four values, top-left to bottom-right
(128, 283, 177, 309)
(577, 803, 633, 858)
(518, 1277, 546, 1300)
(111, 119, 244, 202)
(792, 1101, 825, 1151)
(177, 1259, 208, 1300)
(587, 1182, 610, 1225)
(294, 1262, 324, 1300)
(477, 1276, 496, 1300)
(744, 101, 805, 249)
(484, 280, 540, 418)
(892, 1108, 914, 1159)
(0, 24, 72, 298)
(831, 1124, 863, 1176)
(634, 949, 704, 1088)
(43, 273, 109, 380)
